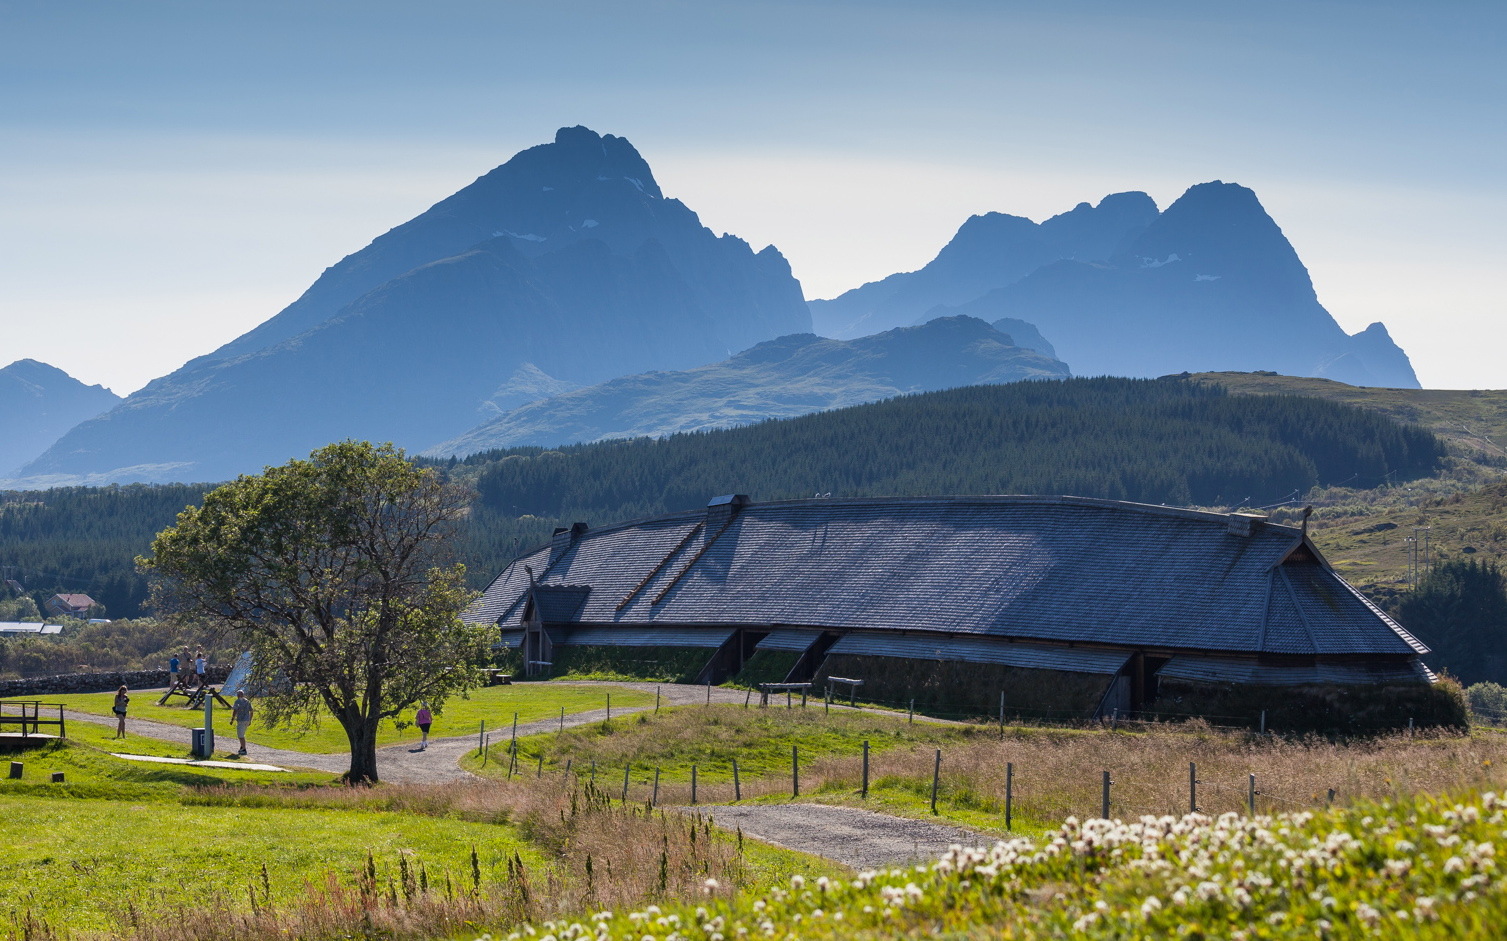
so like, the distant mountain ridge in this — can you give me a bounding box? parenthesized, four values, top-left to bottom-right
(813, 182, 1419, 389)
(424, 315, 1070, 456)
(17, 127, 811, 485)
(0, 360, 119, 475)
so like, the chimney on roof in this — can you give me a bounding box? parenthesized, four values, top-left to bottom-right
(706, 493, 750, 531)
(1226, 512, 1264, 537)
(549, 521, 589, 564)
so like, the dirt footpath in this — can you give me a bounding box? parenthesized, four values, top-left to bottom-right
(71, 683, 996, 869)
(683, 803, 989, 871)
(70, 681, 752, 784)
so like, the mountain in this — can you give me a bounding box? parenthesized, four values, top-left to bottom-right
(424, 315, 1070, 456)
(811, 192, 1159, 338)
(15, 127, 810, 486)
(0, 360, 119, 475)
(813, 183, 1418, 389)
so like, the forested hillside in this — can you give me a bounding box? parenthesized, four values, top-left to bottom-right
(0, 378, 1447, 617)
(0, 484, 211, 618)
(458, 377, 1445, 578)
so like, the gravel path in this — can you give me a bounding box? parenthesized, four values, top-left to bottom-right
(66, 681, 754, 783)
(682, 803, 988, 870)
(67, 683, 992, 869)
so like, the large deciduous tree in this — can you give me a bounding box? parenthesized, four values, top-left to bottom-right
(142, 441, 491, 783)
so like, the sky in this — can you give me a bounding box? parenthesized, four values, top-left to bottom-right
(2, 0, 1502, 394)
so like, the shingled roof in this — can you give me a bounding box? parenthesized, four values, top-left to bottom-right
(467, 495, 1426, 661)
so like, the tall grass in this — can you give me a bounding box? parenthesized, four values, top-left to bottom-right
(94, 778, 753, 941)
(469, 704, 1507, 829)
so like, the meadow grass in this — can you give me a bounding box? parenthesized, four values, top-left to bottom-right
(0, 738, 837, 940)
(505, 788, 1507, 939)
(14, 682, 652, 754)
(0, 737, 332, 796)
(465, 703, 1507, 836)
(460, 701, 979, 784)
(0, 790, 545, 934)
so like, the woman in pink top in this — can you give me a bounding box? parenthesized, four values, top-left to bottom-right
(415, 703, 432, 750)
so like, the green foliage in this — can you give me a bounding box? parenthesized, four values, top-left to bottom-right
(0, 593, 39, 621)
(0, 616, 229, 680)
(0, 483, 213, 618)
(1467, 682, 1507, 726)
(1396, 559, 1507, 686)
(142, 441, 492, 782)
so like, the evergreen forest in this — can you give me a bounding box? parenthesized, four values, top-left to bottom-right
(0, 378, 1448, 618)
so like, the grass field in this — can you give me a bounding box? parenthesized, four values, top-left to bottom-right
(0, 791, 544, 934)
(0, 735, 837, 941)
(467, 703, 1507, 837)
(463, 701, 980, 782)
(14, 682, 653, 754)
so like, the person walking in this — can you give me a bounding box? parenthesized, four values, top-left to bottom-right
(231, 689, 253, 756)
(193, 650, 207, 688)
(112, 685, 129, 739)
(415, 702, 432, 750)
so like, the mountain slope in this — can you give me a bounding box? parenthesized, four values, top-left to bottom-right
(0, 360, 119, 475)
(424, 315, 1070, 456)
(811, 192, 1158, 339)
(16, 128, 811, 486)
(815, 182, 1418, 389)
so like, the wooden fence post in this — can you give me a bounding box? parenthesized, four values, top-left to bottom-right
(1189, 762, 1198, 814)
(652, 767, 660, 806)
(622, 764, 631, 802)
(1101, 770, 1111, 820)
(792, 745, 800, 797)
(691, 765, 698, 804)
(930, 749, 941, 815)
(732, 757, 742, 801)
(861, 740, 869, 798)
(1005, 761, 1013, 830)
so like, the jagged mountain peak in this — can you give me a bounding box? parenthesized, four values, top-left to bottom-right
(0, 359, 120, 476)
(16, 128, 811, 486)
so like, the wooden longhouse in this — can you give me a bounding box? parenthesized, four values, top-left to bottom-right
(465, 495, 1449, 729)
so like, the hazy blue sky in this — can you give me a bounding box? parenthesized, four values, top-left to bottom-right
(2, 1, 1502, 393)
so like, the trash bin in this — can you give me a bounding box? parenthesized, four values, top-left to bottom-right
(191, 728, 206, 758)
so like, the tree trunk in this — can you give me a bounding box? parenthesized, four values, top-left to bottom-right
(342, 712, 382, 784)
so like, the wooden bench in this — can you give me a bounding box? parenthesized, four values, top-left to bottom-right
(0, 701, 66, 739)
(758, 682, 812, 708)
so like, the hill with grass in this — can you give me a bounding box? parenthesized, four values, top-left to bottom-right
(424, 316, 1069, 456)
(0, 377, 1450, 618)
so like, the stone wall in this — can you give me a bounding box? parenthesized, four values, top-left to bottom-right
(0, 667, 231, 699)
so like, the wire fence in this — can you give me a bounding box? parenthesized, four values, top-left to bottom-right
(463, 686, 1493, 828)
